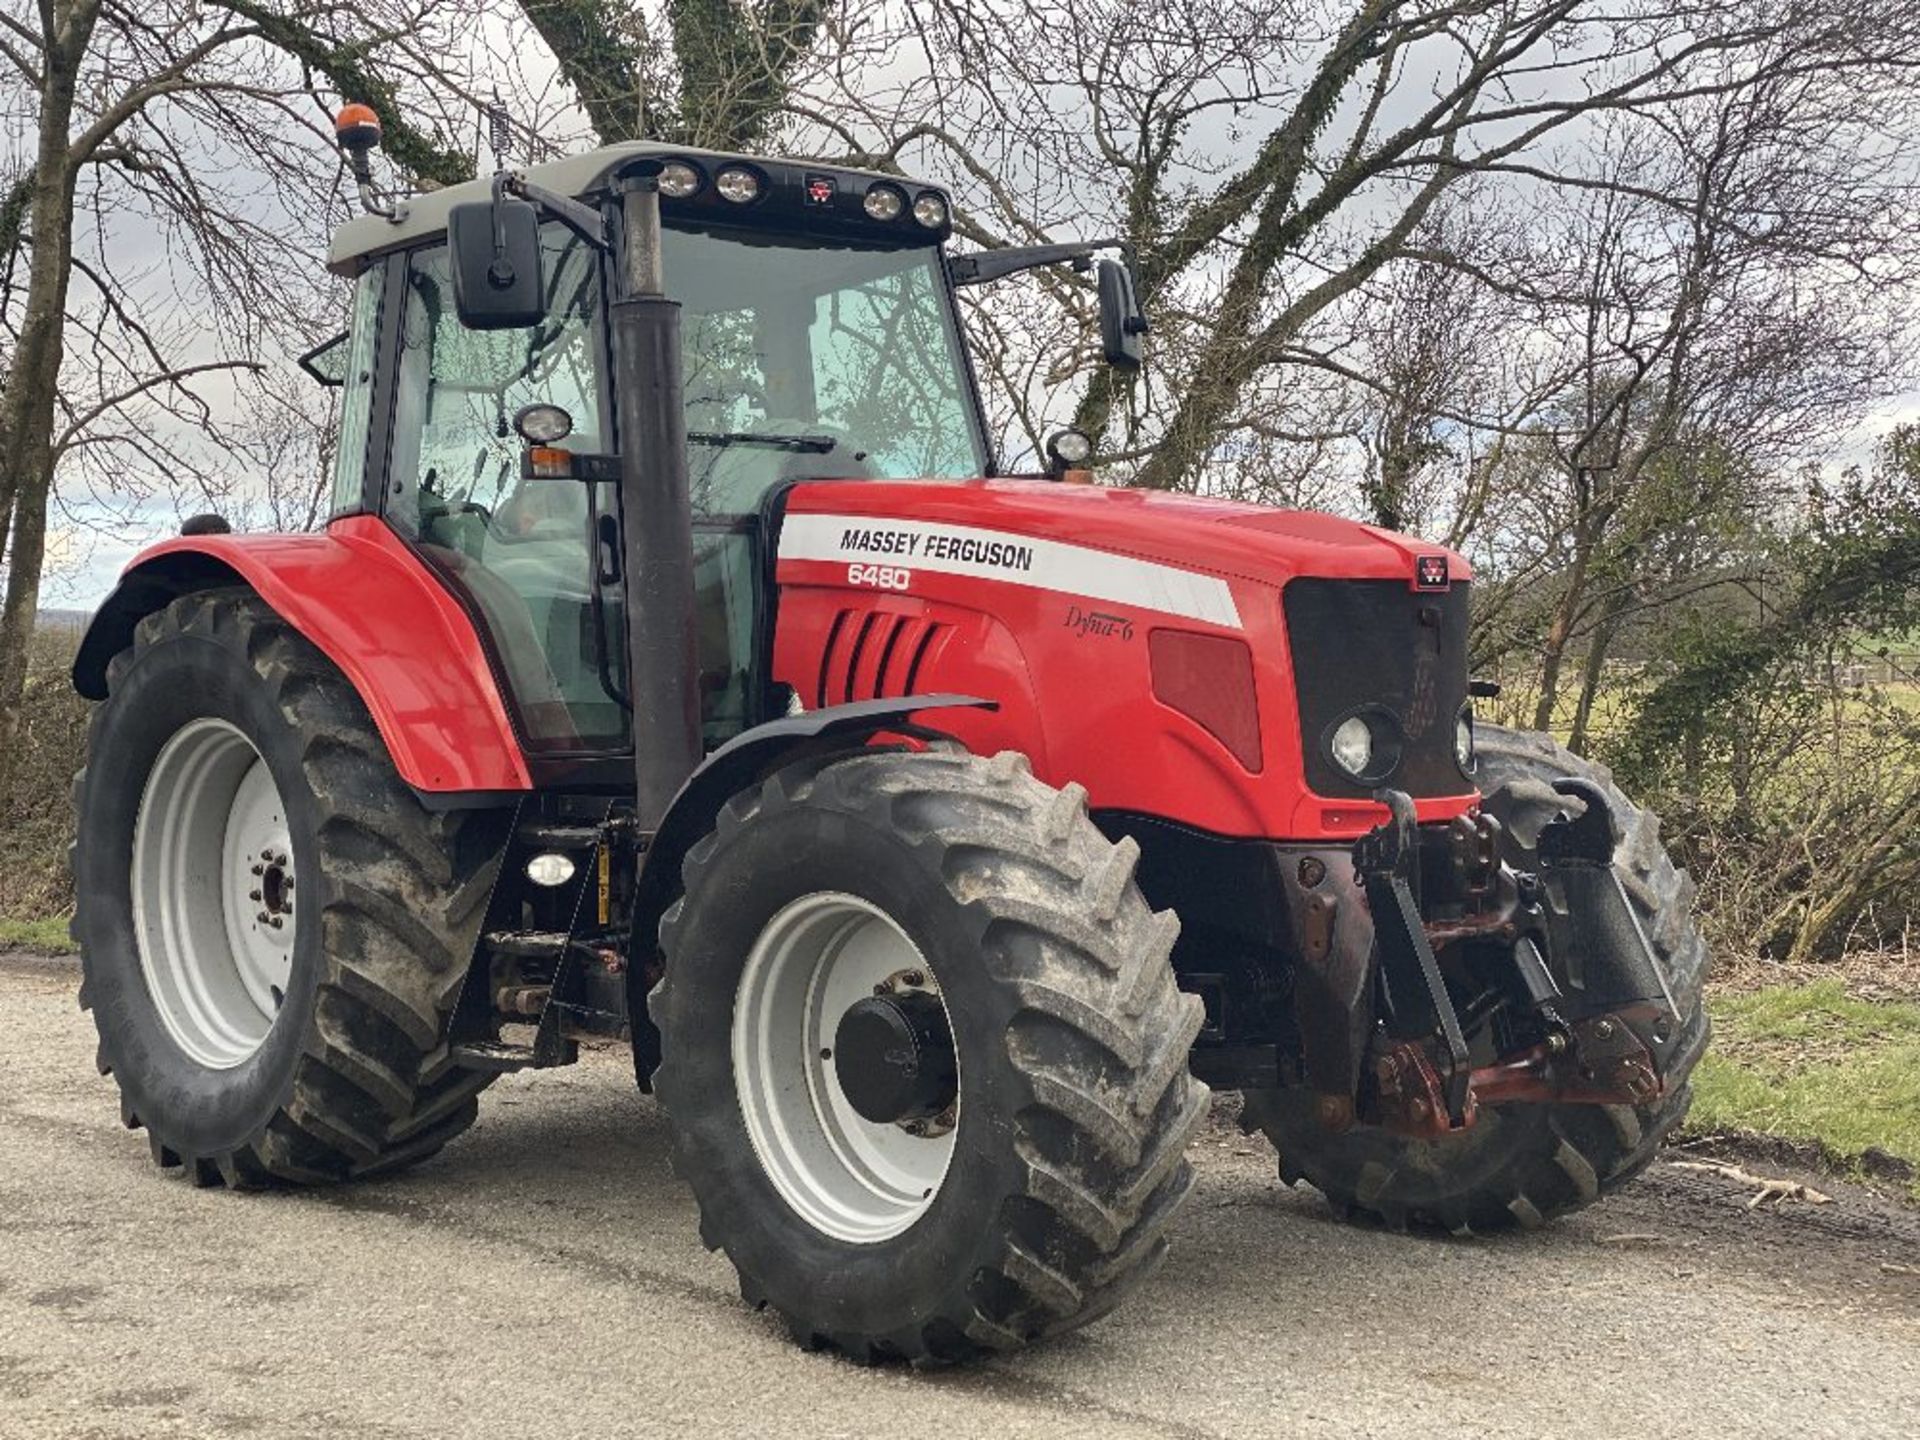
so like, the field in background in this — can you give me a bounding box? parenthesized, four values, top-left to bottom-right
(1690, 962, 1920, 1201)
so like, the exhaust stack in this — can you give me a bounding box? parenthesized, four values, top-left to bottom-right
(609, 162, 702, 832)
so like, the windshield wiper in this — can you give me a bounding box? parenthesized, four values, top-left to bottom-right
(688, 430, 837, 454)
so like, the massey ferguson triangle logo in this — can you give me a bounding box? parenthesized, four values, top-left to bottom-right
(1416, 555, 1450, 590)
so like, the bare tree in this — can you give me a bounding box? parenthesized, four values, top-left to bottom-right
(0, 0, 485, 782)
(761, 3, 1920, 491)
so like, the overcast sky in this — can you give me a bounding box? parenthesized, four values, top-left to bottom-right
(23, 3, 1920, 611)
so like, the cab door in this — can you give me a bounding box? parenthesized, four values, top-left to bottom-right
(383, 223, 629, 754)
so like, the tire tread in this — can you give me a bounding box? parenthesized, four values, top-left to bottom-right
(74, 589, 509, 1188)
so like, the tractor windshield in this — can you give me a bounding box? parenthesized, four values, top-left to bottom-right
(662, 227, 988, 519)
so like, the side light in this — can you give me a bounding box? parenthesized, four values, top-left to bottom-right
(1455, 704, 1476, 774)
(1148, 630, 1263, 772)
(525, 446, 575, 478)
(526, 853, 576, 887)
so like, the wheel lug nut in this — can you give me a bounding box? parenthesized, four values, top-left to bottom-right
(269, 917, 284, 929)
(250, 864, 264, 876)
(249, 890, 262, 902)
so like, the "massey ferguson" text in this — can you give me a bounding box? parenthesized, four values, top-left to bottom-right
(840, 527, 1034, 573)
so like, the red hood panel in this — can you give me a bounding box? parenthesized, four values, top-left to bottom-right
(781, 477, 1470, 586)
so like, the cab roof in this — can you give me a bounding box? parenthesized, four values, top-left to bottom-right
(326, 141, 951, 276)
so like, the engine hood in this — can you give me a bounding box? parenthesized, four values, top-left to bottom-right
(779, 476, 1471, 590)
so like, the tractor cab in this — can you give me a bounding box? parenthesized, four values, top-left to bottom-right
(310, 142, 1128, 761)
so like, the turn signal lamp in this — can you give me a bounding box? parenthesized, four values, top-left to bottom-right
(526, 446, 575, 478)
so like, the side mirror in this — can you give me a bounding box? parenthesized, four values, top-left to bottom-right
(1097, 258, 1147, 370)
(448, 196, 545, 330)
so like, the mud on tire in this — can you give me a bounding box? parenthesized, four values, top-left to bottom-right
(649, 747, 1210, 1363)
(1241, 724, 1711, 1232)
(72, 589, 511, 1186)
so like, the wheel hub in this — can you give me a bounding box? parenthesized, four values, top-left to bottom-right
(731, 892, 961, 1244)
(833, 991, 958, 1126)
(132, 718, 295, 1069)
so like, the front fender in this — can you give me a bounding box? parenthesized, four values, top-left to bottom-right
(73, 516, 531, 795)
(625, 694, 993, 1085)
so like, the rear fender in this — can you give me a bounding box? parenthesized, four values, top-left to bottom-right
(72, 518, 532, 796)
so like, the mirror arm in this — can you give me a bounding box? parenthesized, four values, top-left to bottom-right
(951, 237, 1132, 286)
(497, 172, 610, 253)
(296, 331, 349, 388)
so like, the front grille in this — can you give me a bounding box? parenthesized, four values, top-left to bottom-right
(1282, 578, 1473, 799)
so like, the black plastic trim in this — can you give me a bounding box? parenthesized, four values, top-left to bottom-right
(358, 253, 408, 516)
(1282, 577, 1476, 801)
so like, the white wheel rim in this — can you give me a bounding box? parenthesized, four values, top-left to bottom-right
(732, 892, 959, 1244)
(132, 718, 296, 1069)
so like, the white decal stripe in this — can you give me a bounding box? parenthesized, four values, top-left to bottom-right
(778, 512, 1243, 630)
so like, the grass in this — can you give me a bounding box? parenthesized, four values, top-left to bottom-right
(0, 914, 76, 954)
(1690, 978, 1920, 1199)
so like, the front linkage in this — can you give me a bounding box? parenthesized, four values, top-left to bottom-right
(1308, 781, 1682, 1142)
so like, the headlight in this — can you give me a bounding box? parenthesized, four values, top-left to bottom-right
(863, 184, 905, 221)
(1456, 705, 1475, 773)
(715, 166, 762, 203)
(1331, 715, 1374, 778)
(657, 161, 701, 198)
(911, 192, 949, 228)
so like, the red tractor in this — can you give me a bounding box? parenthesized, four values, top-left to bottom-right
(69, 115, 1707, 1364)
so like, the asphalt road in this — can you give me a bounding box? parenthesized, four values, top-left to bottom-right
(3, 951, 1917, 1440)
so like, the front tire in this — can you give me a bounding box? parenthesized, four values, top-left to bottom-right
(73, 590, 511, 1186)
(650, 748, 1209, 1363)
(1241, 724, 1710, 1231)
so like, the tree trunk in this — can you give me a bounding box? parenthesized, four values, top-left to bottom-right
(0, 2, 94, 792)
(1567, 594, 1628, 755)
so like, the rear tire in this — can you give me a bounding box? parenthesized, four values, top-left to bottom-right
(650, 748, 1209, 1363)
(1241, 724, 1710, 1231)
(72, 589, 512, 1186)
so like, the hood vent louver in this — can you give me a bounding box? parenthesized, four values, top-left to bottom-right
(815, 609, 947, 708)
